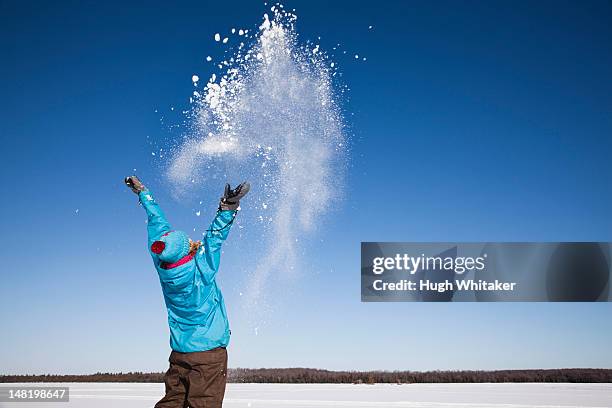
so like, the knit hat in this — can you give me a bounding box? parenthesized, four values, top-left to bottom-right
(151, 230, 191, 264)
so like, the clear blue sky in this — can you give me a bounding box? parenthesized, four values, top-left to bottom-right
(1, 0, 612, 374)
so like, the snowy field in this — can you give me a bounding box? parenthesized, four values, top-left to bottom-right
(1, 383, 612, 408)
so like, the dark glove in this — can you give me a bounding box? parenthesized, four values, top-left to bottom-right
(124, 175, 146, 194)
(219, 181, 250, 211)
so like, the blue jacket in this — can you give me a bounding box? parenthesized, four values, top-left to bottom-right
(139, 190, 235, 352)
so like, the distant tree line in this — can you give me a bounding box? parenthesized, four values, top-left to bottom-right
(1, 368, 611, 383)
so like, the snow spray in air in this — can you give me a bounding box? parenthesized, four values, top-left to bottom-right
(168, 5, 347, 308)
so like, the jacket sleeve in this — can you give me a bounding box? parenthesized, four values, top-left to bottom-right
(201, 209, 237, 276)
(138, 190, 172, 248)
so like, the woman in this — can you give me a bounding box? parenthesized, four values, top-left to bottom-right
(125, 176, 249, 408)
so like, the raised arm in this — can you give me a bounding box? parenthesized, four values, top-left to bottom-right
(201, 182, 250, 275)
(140, 190, 172, 246)
(125, 176, 171, 246)
(203, 209, 237, 258)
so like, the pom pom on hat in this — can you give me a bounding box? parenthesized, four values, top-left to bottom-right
(151, 241, 166, 254)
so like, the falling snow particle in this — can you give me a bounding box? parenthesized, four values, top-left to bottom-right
(214, 33, 221, 42)
(206, 56, 212, 62)
(192, 75, 199, 83)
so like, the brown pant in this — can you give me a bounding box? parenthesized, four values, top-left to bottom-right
(155, 347, 228, 408)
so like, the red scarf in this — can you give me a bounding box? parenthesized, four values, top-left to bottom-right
(160, 253, 194, 270)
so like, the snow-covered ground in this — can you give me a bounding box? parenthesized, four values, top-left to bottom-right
(1, 383, 611, 408)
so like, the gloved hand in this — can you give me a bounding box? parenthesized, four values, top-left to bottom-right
(124, 175, 146, 194)
(219, 181, 250, 211)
